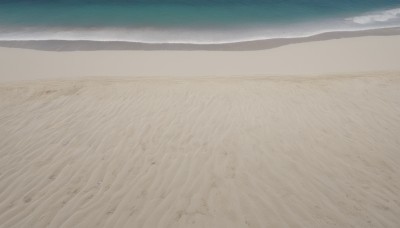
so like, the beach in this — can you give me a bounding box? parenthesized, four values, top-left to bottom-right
(1, 34, 400, 81)
(1, 33, 400, 228)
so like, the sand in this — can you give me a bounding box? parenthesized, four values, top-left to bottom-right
(0, 75, 400, 227)
(1, 27, 399, 51)
(1, 35, 400, 82)
(1, 35, 400, 228)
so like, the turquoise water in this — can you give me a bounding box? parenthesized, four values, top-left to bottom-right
(0, 0, 399, 43)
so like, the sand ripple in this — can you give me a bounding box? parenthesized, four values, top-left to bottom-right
(0, 75, 400, 227)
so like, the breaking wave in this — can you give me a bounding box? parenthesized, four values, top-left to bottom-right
(0, 7, 399, 44)
(347, 8, 400, 25)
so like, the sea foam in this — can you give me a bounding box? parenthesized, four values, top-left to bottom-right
(348, 8, 400, 25)
(0, 7, 399, 44)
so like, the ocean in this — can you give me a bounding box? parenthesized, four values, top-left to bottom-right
(0, 0, 399, 44)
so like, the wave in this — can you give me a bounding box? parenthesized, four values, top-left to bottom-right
(347, 8, 400, 25)
(0, 7, 399, 44)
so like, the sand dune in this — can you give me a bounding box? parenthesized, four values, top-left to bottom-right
(0, 74, 400, 227)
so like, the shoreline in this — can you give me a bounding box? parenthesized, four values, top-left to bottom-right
(1, 34, 400, 82)
(0, 27, 399, 51)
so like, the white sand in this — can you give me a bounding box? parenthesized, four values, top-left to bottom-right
(1, 75, 400, 227)
(0, 35, 400, 81)
(1, 36, 400, 227)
